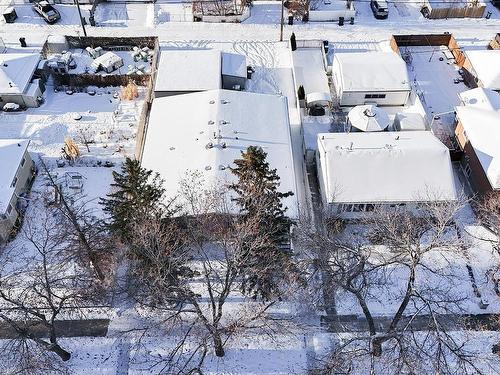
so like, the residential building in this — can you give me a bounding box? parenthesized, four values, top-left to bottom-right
(316, 131, 457, 218)
(0, 53, 44, 108)
(462, 50, 500, 91)
(331, 51, 411, 107)
(0, 139, 35, 242)
(455, 88, 500, 193)
(139, 89, 298, 218)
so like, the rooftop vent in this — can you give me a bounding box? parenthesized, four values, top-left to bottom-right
(206, 142, 214, 149)
(208, 120, 215, 125)
(209, 100, 215, 104)
(205, 166, 212, 171)
(221, 100, 229, 104)
(219, 120, 228, 125)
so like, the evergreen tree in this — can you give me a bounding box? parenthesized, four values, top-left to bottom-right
(230, 146, 294, 300)
(100, 158, 167, 240)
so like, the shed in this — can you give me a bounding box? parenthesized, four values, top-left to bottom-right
(455, 106, 500, 192)
(392, 112, 427, 131)
(331, 51, 411, 107)
(463, 50, 500, 91)
(221, 52, 247, 90)
(90, 51, 124, 73)
(46, 34, 69, 54)
(0, 53, 43, 108)
(459, 87, 500, 111)
(316, 131, 456, 217)
(0, 139, 34, 243)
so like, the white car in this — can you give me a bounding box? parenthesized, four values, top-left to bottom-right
(2, 103, 22, 112)
(32, 1, 61, 24)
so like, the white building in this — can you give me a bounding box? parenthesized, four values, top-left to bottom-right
(316, 131, 457, 217)
(464, 50, 500, 91)
(331, 51, 411, 107)
(458, 87, 500, 111)
(0, 139, 35, 242)
(455, 89, 500, 192)
(154, 49, 247, 97)
(140, 89, 298, 218)
(0, 53, 44, 108)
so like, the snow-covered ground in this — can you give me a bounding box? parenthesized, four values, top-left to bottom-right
(0, 2, 500, 373)
(0, 86, 145, 162)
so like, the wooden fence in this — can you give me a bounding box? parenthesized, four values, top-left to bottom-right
(425, 3, 485, 19)
(489, 33, 500, 50)
(390, 33, 466, 67)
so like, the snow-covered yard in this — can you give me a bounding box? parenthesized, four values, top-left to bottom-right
(94, 2, 155, 28)
(403, 45, 468, 142)
(0, 86, 145, 162)
(0, 3, 499, 372)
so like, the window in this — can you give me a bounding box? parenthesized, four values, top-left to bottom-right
(343, 204, 354, 212)
(364, 94, 387, 99)
(365, 204, 375, 212)
(20, 157, 25, 167)
(353, 204, 364, 212)
(11, 176, 17, 187)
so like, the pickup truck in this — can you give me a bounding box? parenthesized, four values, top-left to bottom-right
(32, 1, 60, 24)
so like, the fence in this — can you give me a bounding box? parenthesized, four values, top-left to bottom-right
(134, 37, 160, 160)
(489, 33, 500, 50)
(200, 6, 250, 22)
(425, 2, 486, 19)
(390, 33, 466, 67)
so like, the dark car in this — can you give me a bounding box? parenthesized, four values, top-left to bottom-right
(370, 0, 389, 19)
(32, 1, 60, 24)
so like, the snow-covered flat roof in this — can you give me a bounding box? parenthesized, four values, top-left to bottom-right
(221, 52, 246, 78)
(293, 48, 331, 98)
(141, 89, 298, 217)
(459, 87, 500, 112)
(456, 106, 500, 189)
(465, 50, 500, 90)
(0, 139, 30, 213)
(0, 53, 40, 95)
(317, 131, 457, 204)
(155, 49, 222, 93)
(332, 52, 411, 93)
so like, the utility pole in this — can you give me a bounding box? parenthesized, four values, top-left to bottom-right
(75, 0, 87, 37)
(280, 0, 284, 42)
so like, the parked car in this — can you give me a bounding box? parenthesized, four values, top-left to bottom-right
(32, 1, 60, 24)
(2, 103, 23, 112)
(370, 0, 389, 19)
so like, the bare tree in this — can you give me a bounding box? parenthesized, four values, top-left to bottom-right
(473, 192, 500, 289)
(0, 336, 69, 375)
(39, 157, 110, 282)
(297, 199, 487, 374)
(125, 174, 300, 374)
(0, 207, 101, 364)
